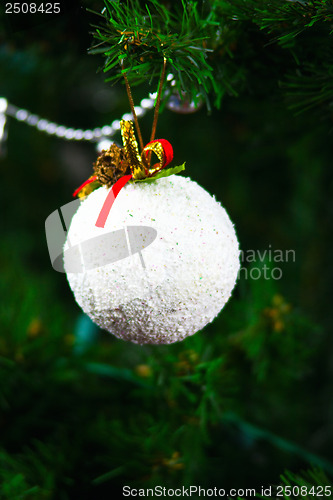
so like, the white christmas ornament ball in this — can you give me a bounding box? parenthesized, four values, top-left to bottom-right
(64, 175, 240, 344)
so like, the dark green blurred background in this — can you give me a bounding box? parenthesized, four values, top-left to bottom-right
(1, 1, 333, 498)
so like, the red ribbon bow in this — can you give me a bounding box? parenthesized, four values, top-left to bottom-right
(73, 137, 173, 229)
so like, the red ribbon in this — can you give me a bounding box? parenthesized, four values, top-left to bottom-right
(72, 176, 97, 198)
(144, 139, 174, 167)
(95, 174, 133, 228)
(73, 139, 173, 229)
(94, 139, 173, 228)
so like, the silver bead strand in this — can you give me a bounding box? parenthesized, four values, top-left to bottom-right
(0, 98, 8, 154)
(0, 94, 156, 152)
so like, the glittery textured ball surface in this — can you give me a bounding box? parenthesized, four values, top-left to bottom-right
(65, 176, 240, 344)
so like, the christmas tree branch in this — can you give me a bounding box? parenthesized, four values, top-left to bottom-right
(89, 0, 221, 110)
(222, 412, 333, 477)
(88, 0, 333, 116)
(122, 67, 145, 151)
(150, 57, 167, 144)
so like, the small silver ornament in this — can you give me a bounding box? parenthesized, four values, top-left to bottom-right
(166, 92, 203, 114)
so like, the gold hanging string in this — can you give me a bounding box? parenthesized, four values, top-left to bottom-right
(150, 57, 167, 144)
(122, 66, 145, 153)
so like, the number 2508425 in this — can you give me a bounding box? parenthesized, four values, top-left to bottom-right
(5, 3, 60, 14)
(276, 485, 331, 497)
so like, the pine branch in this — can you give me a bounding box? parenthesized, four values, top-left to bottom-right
(281, 53, 333, 114)
(89, 0, 223, 110)
(222, 413, 333, 477)
(213, 0, 333, 113)
(216, 0, 333, 46)
(276, 468, 333, 500)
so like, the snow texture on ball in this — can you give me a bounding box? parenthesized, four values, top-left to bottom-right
(64, 176, 240, 344)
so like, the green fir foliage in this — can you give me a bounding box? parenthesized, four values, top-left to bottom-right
(89, 0, 222, 110)
(89, 0, 333, 115)
(273, 468, 332, 499)
(215, 0, 333, 114)
(0, 244, 330, 496)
